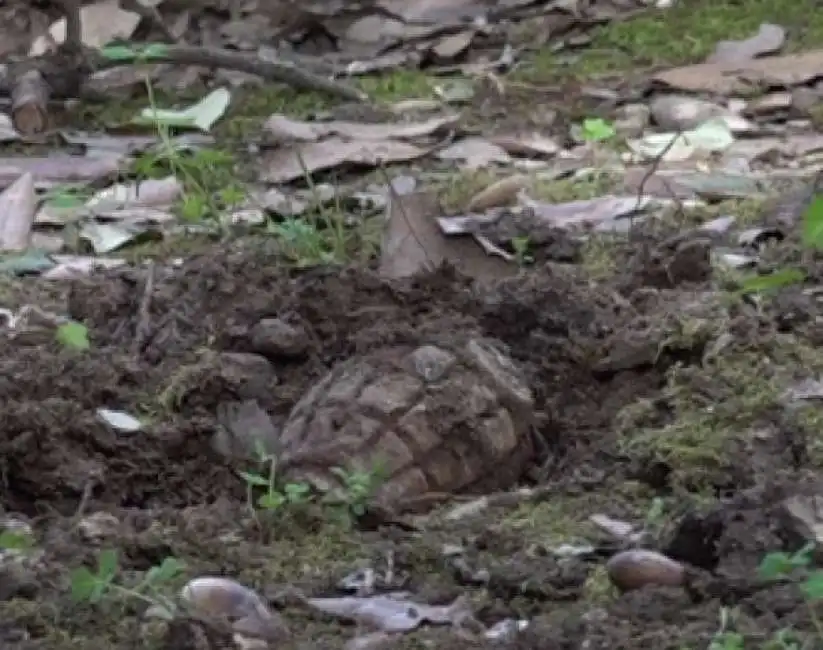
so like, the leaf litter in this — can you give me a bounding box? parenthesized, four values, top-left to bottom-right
(8, 2, 823, 650)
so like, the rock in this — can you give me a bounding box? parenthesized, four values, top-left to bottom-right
(77, 512, 121, 543)
(650, 95, 727, 131)
(613, 104, 650, 137)
(778, 493, 823, 548)
(744, 91, 792, 117)
(250, 318, 310, 358)
(277, 338, 536, 510)
(166, 352, 278, 410)
(606, 550, 685, 591)
(179, 577, 288, 642)
(213, 399, 280, 461)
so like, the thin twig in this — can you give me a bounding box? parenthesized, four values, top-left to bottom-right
(133, 261, 155, 357)
(92, 45, 367, 102)
(634, 126, 684, 213)
(71, 477, 96, 525)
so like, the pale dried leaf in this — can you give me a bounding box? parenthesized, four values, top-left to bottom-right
(79, 222, 151, 253)
(31, 0, 141, 55)
(489, 134, 561, 158)
(263, 114, 458, 143)
(436, 137, 511, 168)
(379, 192, 514, 281)
(42, 256, 127, 279)
(0, 155, 124, 190)
(261, 138, 428, 183)
(430, 30, 475, 60)
(0, 114, 20, 143)
(305, 593, 471, 632)
(0, 173, 36, 251)
(707, 23, 785, 64)
(522, 194, 651, 229)
(377, 0, 486, 22)
(86, 176, 183, 211)
(653, 50, 823, 94)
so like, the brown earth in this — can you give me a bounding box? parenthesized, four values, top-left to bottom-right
(2, 229, 823, 649)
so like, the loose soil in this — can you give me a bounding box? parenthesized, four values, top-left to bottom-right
(4, 227, 823, 650)
(6, 1, 823, 648)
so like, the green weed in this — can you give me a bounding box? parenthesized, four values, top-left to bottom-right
(70, 549, 185, 617)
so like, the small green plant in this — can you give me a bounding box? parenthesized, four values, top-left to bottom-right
(267, 218, 340, 266)
(71, 549, 185, 615)
(132, 146, 244, 224)
(116, 50, 245, 227)
(709, 607, 744, 650)
(327, 463, 387, 520)
(56, 320, 90, 351)
(738, 193, 823, 296)
(580, 117, 616, 142)
(238, 443, 312, 514)
(511, 236, 534, 266)
(759, 542, 823, 642)
(0, 529, 35, 552)
(643, 496, 667, 535)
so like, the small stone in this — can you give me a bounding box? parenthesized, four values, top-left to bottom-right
(409, 345, 456, 382)
(606, 549, 685, 591)
(250, 318, 309, 358)
(744, 92, 792, 116)
(78, 512, 120, 543)
(217, 353, 278, 401)
(180, 577, 288, 641)
(779, 494, 823, 547)
(650, 95, 726, 131)
(791, 87, 823, 117)
(613, 104, 650, 137)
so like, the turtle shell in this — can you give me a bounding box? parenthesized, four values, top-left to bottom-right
(277, 338, 535, 508)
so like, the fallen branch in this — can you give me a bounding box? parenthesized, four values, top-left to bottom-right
(97, 44, 368, 102)
(0, 42, 368, 134)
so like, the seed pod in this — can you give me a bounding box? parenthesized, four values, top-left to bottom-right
(606, 550, 685, 592)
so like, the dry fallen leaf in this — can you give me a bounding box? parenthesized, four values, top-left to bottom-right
(0, 173, 36, 251)
(263, 114, 459, 143)
(305, 593, 472, 632)
(0, 155, 125, 190)
(706, 23, 785, 64)
(436, 137, 511, 168)
(654, 50, 823, 94)
(30, 0, 141, 55)
(379, 191, 514, 280)
(467, 174, 530, 212)
(261, 138, 428, 183)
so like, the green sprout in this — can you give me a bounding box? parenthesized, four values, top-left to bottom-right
(70, 549, 185, 616)
(759, 542, 823, 642)
(238, 443, 311, 514)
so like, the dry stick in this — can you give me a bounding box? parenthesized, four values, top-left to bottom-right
(633, 126, 684, 215)
(91, 45, 368, 103)
(133, 261, 156, 357)
(71, 476, 96, 524)
(626, 127, 687, 247)
(3, 42, 367, 134)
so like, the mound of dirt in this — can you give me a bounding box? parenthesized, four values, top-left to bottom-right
(1, 240, 822, 649)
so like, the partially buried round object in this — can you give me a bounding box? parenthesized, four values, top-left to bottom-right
(276, 337, 537, 511)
